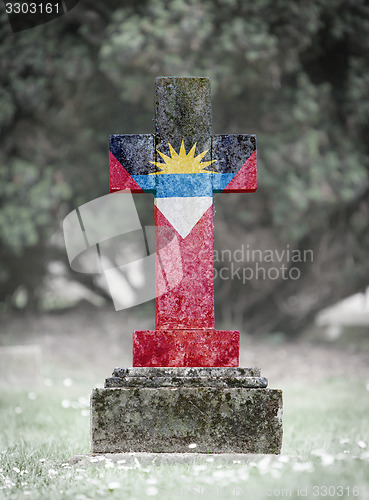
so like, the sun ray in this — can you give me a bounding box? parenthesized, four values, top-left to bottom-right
(156, 150, 172, 163)
(149, 141, 216, 174)
(168, 143, 178, 159)
(187, 143, 197, 159)
(194, 150, 208, 163)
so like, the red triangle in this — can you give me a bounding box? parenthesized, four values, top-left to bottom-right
(223, 150, 257, 193)
(109, 151, 144, 193)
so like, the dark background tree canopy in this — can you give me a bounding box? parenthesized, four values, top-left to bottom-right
(1, 0, 369, 335)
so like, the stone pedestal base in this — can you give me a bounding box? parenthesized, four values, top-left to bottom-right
(133, 330, 239, 367)
(91, 368, 283, 454)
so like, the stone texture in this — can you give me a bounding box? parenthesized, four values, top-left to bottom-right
(154, 205, 215, 330)
(105, 376, 268, 388)
(212, 134, 257, 193)
(133, 330, 239, 367)
(112, 367, 261, 377)
(109, 134, 155, 193)
(91, 385, 283, 454)
(106, 367, 267, 388)
(154, 77, 212, 160)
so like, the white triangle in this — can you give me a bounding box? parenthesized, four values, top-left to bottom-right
(155, 197, 213, 239)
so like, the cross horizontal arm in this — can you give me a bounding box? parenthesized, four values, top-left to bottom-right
(211, 134, 257, 193)
(109, 134, 156, 193)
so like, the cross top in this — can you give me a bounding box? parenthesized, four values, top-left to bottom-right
(109, 77, 257, 367)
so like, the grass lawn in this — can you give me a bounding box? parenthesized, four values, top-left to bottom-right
(1, 376, 369, 499)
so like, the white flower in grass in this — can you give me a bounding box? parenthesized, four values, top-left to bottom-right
(188, 443, 197, 449)
(4, 477, 15, 487)
(117, 465, 130, 470)
(321, 454, 335, 466)
(15, 407, 22, 414)
(256, 455, 272, 474)
(116, 459, 126, 464)
(27, 392, 37, 400)
(89, 458, 99, 463)
(48, 469, 58, 477)
(108, 482, 121, 491)
(193, 464, 207, 472)
(63, 378, 73, 387)
(104, 462, 114, 469)
(78, 396, 89, 407)
(358, 440, 367, 449)
(212, 469, 230, 479)
(39, 459, 46, 463)
(292, 462, 314, 472)
(13, 467, 20, 474)
(336, 453, 350, 460)
(146, 486, 159, 496)
(311, 449, 325, 457)
(272, 461, 283, 470)
(271, 468, 281, 479)
(238, 468, 249, 481)
(61, 400, 70, 409)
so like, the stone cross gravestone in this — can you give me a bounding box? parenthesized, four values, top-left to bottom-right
(109, 77, 256, 367)
(91, 77, 283, 454)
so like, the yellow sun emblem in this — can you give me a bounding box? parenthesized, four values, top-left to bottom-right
(150, 140, 215, 174)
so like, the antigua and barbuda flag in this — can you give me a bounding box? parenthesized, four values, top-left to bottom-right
(109, 135, 257, 239)
(149, 140, 215, 239)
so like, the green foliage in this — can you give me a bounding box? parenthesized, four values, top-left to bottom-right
(0, 160, 71, 253)
(98, 0, 369, 244)
(0, 0, 368, 318)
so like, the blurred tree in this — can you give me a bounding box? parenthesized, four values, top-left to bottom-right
(0, 0, 368, 334)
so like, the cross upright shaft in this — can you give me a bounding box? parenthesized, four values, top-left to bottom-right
(109, 77, 257, 367)
(154, 78, 214, 331)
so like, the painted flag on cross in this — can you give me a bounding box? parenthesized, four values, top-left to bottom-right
(109, 135, 256, 239)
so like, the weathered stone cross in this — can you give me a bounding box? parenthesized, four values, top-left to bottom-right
(109, 77, 257, 367)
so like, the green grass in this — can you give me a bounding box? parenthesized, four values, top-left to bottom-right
(1, 378, 369, 499)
